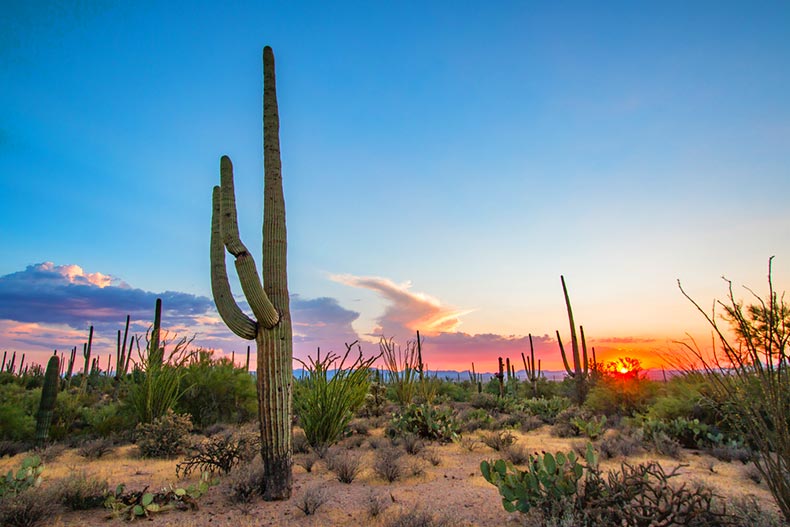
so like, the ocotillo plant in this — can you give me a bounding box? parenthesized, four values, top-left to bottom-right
(35, 352, 59, 444)
(555, 275, 596, 404)
(521, 334, 542, 398)
(209, 46, 293, 500)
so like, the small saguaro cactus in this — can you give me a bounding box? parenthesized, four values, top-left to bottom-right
(83, 326, 94, 375)
(35, 352, 60, 444)
(209, 46, 293, 500)
(521, 334, 542, 398)
(555, 275, 597, 404)
(496, 357, 505, 397)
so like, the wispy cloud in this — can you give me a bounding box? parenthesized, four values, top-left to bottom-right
(330, 274, 471, 338)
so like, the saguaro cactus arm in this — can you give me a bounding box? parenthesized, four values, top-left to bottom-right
(211, 185, 258, 340)
(218, 157, 280, 329)
(561, 275, 582, 377)
(557, 330, 576, 377)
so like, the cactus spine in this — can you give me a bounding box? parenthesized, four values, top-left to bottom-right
(35, 352, 60, 444)
(209, 46, 293, 500)
(556, 275, 595, 404)
(521, 334, 542, 398)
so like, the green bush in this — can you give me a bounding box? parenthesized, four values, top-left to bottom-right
(176, 351, 257, 428)
(135, 410, 192, 458)
(517, 396, 571, 424)
(389, 404, 459, 442)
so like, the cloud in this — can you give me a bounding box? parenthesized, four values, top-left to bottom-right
(330, 274, 471, 338)
(291, 295, 360, 351)
(0, 262, 214, 331)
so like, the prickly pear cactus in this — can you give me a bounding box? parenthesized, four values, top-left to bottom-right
(481, 444, 598, 514)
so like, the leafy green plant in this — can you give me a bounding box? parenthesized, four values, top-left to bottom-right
(125, 332, 195, 425)
(293, 342, 378, 455)
(176, 350, 257, 428)
(517, 396, 571, 423)
(389, 404, 459, 442)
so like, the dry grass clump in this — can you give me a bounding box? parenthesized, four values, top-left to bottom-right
(598, 430, 644, 460)
(0, 487, 60, 527)
(504, 443, 530, 465)
(292, 429, 310, 454)
(365, 490, 391, 518)
(224, 457, 265, 504)
(77, 438, 114, 460)
(294, 484, 327, 516)
(384, 509, 454, 527)
(326, 449, 362, 483)
(402, 433, 424, 455)
(481, 430, 516, 451)
(51, 471, 108, 510)
(374, 448, 403, 483)
(296, 451, 319, 473)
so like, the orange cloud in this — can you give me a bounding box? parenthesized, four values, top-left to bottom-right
(330, 274, 472, 338)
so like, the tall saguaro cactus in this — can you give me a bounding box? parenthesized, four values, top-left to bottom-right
(35, 352, 59, 444)
(555, 275, 596, 404)
(210, 46, 293, 501)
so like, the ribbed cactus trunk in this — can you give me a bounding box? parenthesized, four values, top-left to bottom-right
(210, 46, 292, 500)
(35, 353, 59, 444)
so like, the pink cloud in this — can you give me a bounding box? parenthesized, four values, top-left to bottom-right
(330, 274, 471, 338)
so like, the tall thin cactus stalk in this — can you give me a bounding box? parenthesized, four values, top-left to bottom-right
(83, 326, 94, 375)
(115, 315, 133, 380)
(210, 46, 293, 500)
(521, 333, 541, 398)
(556, 275, 596, 404)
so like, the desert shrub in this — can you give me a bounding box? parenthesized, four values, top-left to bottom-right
(294, 345, 376, 455)
(374, 447, 402, 482)
(225, 458, 264, 503)
(469, 392, 502, 412)
(0, 383, 39, 442)
(0, 441, 30, 458)
(292, 429, 310, 454)
(0, 487, 59, 527)
(458, 408, 494, 432)
(31, 443, 65, 463)
(176, 430, 258, 477)
(744, 463, 763, 484)
(504, 443, 529, 465)
(519, 396, 571, 424)
(348, 418, 370, 436)
(385, 509, 453, 527)
(296, 452, 319, 473)
(177, 350, 257, 428)
(402, 433, 424, 455)
(77, 438, 113, 459)
(365, 490, 390, 518)
(598, 430, 644, 459)
(436, 379, 470, 402)
(584, 360, 658, 418)
(135, 409, 192, 458)
(708, 442, 752, 463)
(389, 404, 459, 442)
(368, 436, 387, 450)
(422, 448, 441, 466)
(325, 449, 361, 483)
(52, 472, 108, 510)
(294, 485, 327, 515)
(550, 406, 589, 438)
(481, 430, 516, 451)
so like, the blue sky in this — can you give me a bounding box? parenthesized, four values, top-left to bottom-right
(1, 1, 789, 370)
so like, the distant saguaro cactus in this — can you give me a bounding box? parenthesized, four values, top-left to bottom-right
(209, 46, 293, 500)
(521, 334, 542, 398)
(36, 352, 60, 444)
(555, 276, 597, 404)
